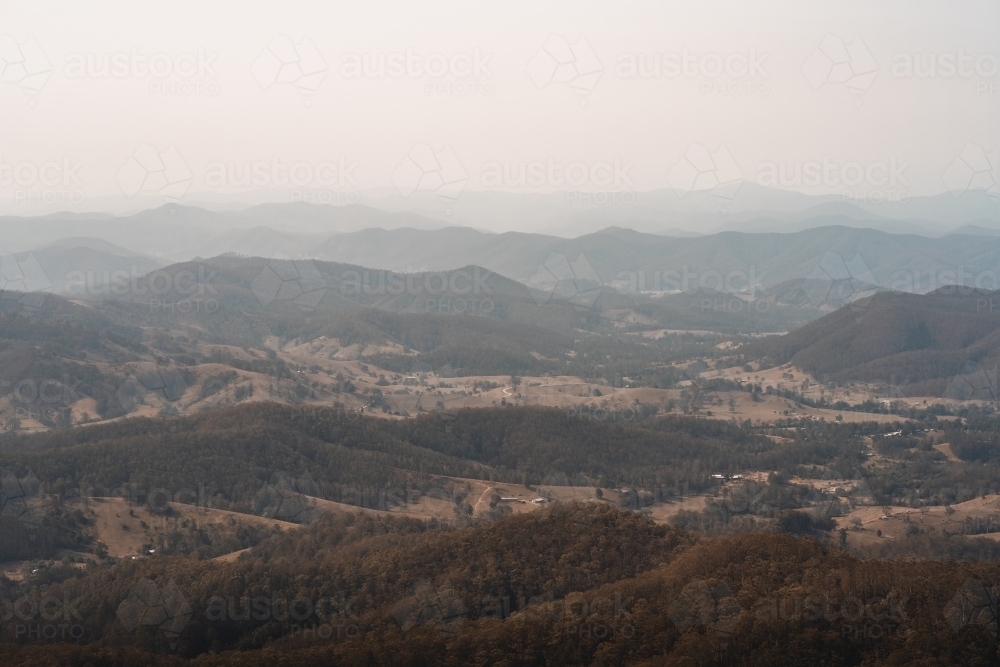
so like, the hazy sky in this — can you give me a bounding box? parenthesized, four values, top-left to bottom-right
(2, 0, 998, 212)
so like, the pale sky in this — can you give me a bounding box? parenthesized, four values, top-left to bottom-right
(1, 0, 998, 212)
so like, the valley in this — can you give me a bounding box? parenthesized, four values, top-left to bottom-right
(6, 3, 1000, 663)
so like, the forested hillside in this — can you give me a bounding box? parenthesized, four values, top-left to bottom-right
(4, 505, 1000, 665)
(0, 404, 839, 505)
(746, 288, 1000, 396)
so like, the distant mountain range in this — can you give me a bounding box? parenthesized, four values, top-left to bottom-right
(356, 184, 1000, 237)
(0, 203, 449, 260)
(952, 224, 1000, 236)
(3, 211, 999, 317)
(2, 182, 997, 242)
(249, 223, 999, 291)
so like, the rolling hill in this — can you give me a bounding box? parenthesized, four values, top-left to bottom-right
(4, 500, 1000, 666)
(746, 287, 1000, 397)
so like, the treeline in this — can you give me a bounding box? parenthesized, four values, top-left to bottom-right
(0, 404, 484, 515)
(1, 404, 873, 517)
(950, 429, 1000, 463)
(6, 505, 1000, 665)
(396, 406, 862, 491)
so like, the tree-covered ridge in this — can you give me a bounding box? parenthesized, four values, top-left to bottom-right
(4, 506, 1000, 665)
(1, 404, 870, 506)
(746, 288, 1000, 395)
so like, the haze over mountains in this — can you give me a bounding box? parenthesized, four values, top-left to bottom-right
(6, 3, 1000, 666)
(4, 182, 998, 240)
(3, 177, 997, 312)
(2, 190, 999, 310)
(2, 187, 997, 422)
(360, 183, 1000, 237)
